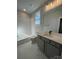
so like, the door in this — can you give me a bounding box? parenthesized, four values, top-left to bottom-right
(45, 43, 59, 57)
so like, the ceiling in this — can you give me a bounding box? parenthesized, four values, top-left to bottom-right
(17, 0, 48, 14)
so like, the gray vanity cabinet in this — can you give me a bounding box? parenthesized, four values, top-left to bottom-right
(37, 35, 62, 58)
(37, 35, 44, 52)
(45, 43, 59, 57)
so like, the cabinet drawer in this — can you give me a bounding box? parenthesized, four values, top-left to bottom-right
(50, 41, 61, 48)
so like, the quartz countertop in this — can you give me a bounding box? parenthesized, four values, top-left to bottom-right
(38, 32, 62, 44)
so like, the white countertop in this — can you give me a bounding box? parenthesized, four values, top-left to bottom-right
(38, 32, 62, 44)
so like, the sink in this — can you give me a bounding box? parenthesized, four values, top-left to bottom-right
(43, 32, 62, 38)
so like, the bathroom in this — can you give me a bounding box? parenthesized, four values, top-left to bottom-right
(1, 0, 79, 59)
(17, 0, 62, 59)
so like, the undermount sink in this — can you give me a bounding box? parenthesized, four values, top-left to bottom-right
(43, 32, 62, 39)
(43, 32, 50, 36)
(43, 32, 54, 35)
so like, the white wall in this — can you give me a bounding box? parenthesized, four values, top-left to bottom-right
(17, 5, 62, 41)
(17, 11, 32, 41)
(31, 16, 36, 36)
(41, 5, 62, 33)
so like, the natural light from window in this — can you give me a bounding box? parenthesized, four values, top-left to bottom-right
(35, 11, 40, 24)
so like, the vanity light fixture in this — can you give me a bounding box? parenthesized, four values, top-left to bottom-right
(45, 0, 62, 12)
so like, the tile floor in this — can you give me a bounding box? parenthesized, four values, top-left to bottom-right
(17, 39, 48, 59)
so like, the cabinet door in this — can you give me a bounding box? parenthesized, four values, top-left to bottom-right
(37, 36, 44, 52)
(45, 43, 59, 57)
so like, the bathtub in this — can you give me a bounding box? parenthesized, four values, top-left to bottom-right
(17, 33, 37, 41)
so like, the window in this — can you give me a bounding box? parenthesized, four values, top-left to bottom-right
(35, 11, 40, 24)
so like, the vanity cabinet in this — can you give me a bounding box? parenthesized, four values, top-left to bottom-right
(37, 35, 44, 52)
(45, 40, 62, 57)
(37, 35, 62, 58)
(45, 43, 59, 57)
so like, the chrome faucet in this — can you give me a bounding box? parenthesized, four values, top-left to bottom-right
(49, 30, 52, 35)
